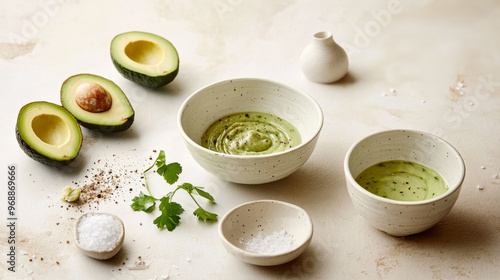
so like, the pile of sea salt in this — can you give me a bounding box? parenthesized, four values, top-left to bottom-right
(77, 214, 121, 251)
(244, 230, 294, 254)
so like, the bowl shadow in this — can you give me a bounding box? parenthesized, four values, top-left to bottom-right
(246, 243, 329, 279)
(386, 208, 494, 252)
(226, 162, 342, 205)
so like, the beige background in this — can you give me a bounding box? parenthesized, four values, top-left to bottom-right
(1, 0, 499, 279)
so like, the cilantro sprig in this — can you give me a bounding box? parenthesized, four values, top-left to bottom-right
(131, 150, 218, 231)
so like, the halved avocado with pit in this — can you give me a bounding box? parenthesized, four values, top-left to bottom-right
(110, 31, 179, 88)
(16, 102, 82, 167)
(61, 73, 135, 133)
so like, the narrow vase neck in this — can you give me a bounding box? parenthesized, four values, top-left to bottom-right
(313, 31, 336, 45)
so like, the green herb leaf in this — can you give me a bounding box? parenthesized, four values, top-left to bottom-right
(193, 207, 218, 222)
(178, 183, 216, 203)
(154, 150, 182, 185)
(155, 150, 167, 167)
(178, 182, 195, 193)
(131, 192, 157, 213)
(193, 187, 216, 203)
(157, 162, 182, 185)
(136, 149, 218, 231)
(179, 183, 217, 221)
(154, 197, 184, 231)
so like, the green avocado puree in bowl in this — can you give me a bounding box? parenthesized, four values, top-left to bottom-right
(355, 160, 448, 201)
(201, 111, 301, 155)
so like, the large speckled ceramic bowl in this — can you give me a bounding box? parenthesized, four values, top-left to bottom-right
(344, 129, 465, 236)
(218, 200, 313, 266)
(178, 78, 323, 184)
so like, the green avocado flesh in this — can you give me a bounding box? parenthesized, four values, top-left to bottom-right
(110, 31, 179, 88)
(61, 74, 135, 132)
(16, 102, 82, 167)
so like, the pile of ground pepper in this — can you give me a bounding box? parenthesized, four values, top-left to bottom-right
(65, 150, 154, 211)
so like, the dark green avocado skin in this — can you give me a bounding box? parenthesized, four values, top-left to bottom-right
(111, 56, 179, 88)
(77, 113, 135, 133)
(15, 125, 78, 167)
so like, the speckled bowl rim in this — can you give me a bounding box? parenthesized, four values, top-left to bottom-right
(218, 199, 314, 259)
(344, 129, 466, 206)
(177, 77, 324, 159)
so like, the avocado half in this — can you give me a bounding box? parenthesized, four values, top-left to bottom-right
(16, 102, 82, 167)
(61, 73, 135, 133)
(110, 31, 179, 88)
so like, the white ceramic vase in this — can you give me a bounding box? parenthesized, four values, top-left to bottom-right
(299, 31, 349, 84)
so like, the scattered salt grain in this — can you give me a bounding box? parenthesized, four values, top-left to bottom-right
(244, 230, 294, 255)
(493, 174, 499, 179)
(481, 166, 486, 170)
(459, 91, 465, 95)
(477, 184, 484, 190)
(389, 88, 396, 93)
(381, 92, 388, 97)
(420, 100, 426, 103)
(128, 260, 150, 270)
(77, 214, 121, 251)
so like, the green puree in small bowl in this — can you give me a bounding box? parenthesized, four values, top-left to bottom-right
(201, 111, 301, 155)
(355, 160, 448, 201)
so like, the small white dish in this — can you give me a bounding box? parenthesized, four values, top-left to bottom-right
(74, 213, 125, 260)
(218, 200, 313, 266)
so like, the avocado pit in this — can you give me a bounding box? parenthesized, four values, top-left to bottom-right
(61, 74, 134, 132)
(75, 82, 112, 112)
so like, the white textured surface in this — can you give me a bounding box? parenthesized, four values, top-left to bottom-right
(1, 0, 500, 279)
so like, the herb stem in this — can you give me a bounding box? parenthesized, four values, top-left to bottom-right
(133, 150, 217, 230)
(170, 187, 181, 200)
(187, 192, 203, 209)
(143, 153, 161, 196)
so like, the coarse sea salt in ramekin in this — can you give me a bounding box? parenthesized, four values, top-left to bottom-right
(77, 214, 122, 251)
(244, 230, 294, 255)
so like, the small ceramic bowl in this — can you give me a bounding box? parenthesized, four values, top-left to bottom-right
(74, 213, 125, 260)
(177, 78, 323, 184)
(218, 200, 313, 266)
(344, 129, 465, 236)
